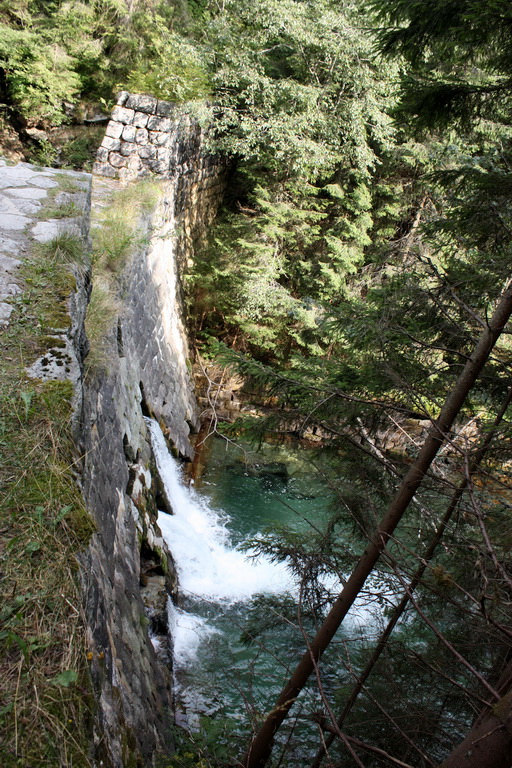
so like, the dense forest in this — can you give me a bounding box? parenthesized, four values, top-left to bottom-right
(1, 1, 511, 767)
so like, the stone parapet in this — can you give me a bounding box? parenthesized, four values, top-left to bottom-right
(93, 92, 226, 185)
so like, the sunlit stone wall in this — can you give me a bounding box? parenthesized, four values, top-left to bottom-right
(80, 96, 227, 767)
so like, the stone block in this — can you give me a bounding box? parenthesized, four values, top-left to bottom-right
(120, 142, 138, 157)
(127, 154, 142, 170)
(3, 187, 47, 201)
(126, 94, 158, 113)
(139, 145, 157, 160)
(0, 301, 13, 325)
(133, 111, 149, 128)
(135, 128, 149, 146)
(93, 161, 117, 178)
(118, 166, 138, 184)
(0, 211, 30, 230)
(31, 219, 70, 243)
(122, 124, 137, 142)
(111, 106, 135, 124)
(105, 120, 123, 139)
(117, 91, 130, 106)
(101, 136, 121, 152)
(156, 148, 170, 162)
(147, 116, 172, 132)
(156, 100, 175, 117)
(32, 176, 58, 189)
(109, 152, 128, 168)
(96, 146, 109, 162)
(149, 159, 168, 174)
(149, 131, 169, 147)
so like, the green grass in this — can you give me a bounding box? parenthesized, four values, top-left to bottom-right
(37, 177, 87, 221)
(36, 200, 80, 220)
(0, 232, 95, 767)
(54, 174, 85, 194)
(85, 178, 162, 373)
(91, 179, 161, 273)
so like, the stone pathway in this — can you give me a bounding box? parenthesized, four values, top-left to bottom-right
(0, 158, 90, 327)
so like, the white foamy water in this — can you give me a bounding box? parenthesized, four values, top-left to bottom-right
(167, 599, 218, 667)
(147, 418, 292, 605)
(146, 418, 381, 697)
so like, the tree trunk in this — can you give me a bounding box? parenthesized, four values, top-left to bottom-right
(244, 281, 512, 768)
(439, 672, 512, 768)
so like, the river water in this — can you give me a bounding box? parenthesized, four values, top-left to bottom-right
(147, 420, 381, 750)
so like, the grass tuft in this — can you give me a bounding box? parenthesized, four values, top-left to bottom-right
(85, 179, 162, 373)
(37, 201, 80, 220)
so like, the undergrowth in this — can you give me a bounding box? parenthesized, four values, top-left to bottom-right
(0, 233, 95, 766)
(86, 179, 162, 372)
(160, 720, 240, 768)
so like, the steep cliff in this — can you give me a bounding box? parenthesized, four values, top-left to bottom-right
(0, 94, 226, 767)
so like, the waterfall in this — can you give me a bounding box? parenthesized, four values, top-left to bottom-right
(146, 417, 389, 732)
(146, 418, 292, 669)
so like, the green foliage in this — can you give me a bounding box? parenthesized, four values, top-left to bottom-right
(198, 3, 512, 765)
(126, 24, 211, 102)
(0, 22, 81, 125)
(205, 0, 395, 176)
(0, 0, 212, 128)
(163, 718, 242, 768)
(59, 130, 105, 170)
(188, 0, 401, 359)
(372, 0, 512, 130)
(1, 0, 511, 765)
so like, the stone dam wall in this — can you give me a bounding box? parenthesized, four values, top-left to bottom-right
(80, 96, 227, 767)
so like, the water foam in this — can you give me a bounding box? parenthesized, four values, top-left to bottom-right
(147, 419, 292, 605)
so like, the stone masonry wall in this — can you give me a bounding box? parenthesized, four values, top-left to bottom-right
(94, 92, 219, 183)
(80, 96, 227, 767)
